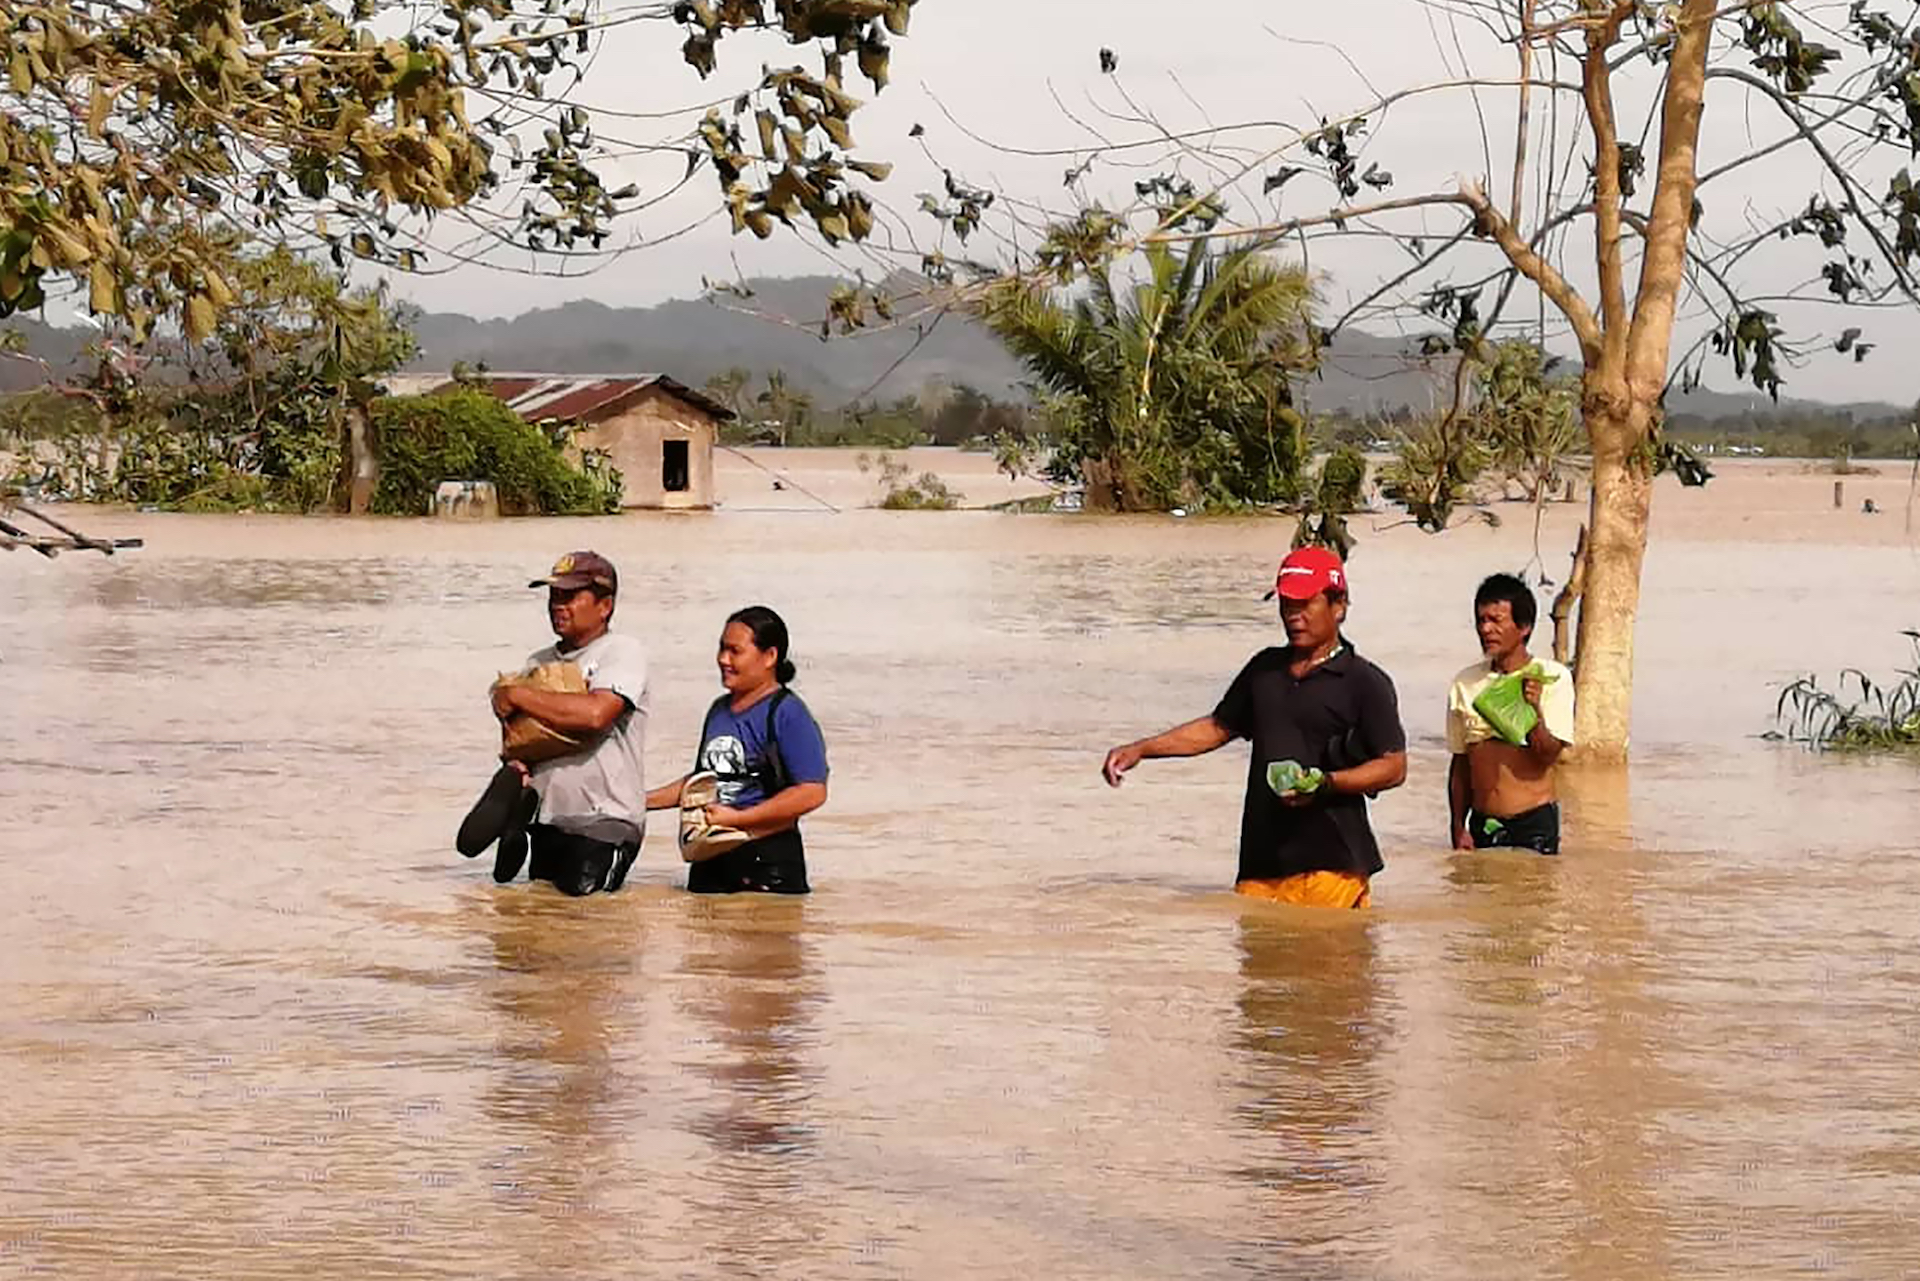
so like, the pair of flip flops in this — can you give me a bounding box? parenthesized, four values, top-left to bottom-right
(457, 764, 539, 882)
(679, 771, 751, 863)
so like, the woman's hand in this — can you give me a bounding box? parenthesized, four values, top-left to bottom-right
(704, 804, 747, 829)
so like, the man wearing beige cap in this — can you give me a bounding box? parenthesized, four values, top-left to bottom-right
(475, 550, 651, 895)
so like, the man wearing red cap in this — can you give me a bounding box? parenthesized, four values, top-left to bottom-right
(1101, 545, 1407, 907)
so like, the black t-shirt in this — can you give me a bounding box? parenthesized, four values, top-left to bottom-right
(1211, 642, 1407, 882)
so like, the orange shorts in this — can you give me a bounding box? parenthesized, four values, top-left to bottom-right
(1234, 870, 1371, 909)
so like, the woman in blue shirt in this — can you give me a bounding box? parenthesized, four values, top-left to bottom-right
(647, 606, 829, 894)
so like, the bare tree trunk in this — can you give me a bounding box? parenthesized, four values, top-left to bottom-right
(1554, 0, 1712, 762)
(1081, 454, 1121, 512)
(1571, 401, 1654, 760)
(344, 401, 378, 516)
(1550, 523, 1588, 665)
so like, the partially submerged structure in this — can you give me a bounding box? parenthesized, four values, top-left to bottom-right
(389, 373, 733, 510)
(0, 497, 141, 557)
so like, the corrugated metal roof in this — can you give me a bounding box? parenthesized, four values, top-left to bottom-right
(384, 373, 735, 423)
(504, 379, 636, 421)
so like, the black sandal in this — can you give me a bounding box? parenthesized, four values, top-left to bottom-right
(457, 764, 525, 858)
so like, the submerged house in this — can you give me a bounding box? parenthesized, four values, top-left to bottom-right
(392, 373, 733, 510)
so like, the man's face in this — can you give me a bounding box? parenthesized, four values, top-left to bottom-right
(1279, 590, 1345, 651)
(548, 586, 613, 645)
(1475, 598, 1530, 660)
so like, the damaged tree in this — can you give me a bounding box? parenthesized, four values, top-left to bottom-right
(929, 2, 1920, 759)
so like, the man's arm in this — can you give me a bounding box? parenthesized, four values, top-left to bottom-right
(1323, 750, 1407, 799)
(495, 684, 628, 735)
(1102, 716, 1234, 787)
(1448, 753, 1473, 849)
(1522, 678, 1567, 765)
(1299, 664, 1408, 805)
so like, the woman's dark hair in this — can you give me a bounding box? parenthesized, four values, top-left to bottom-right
(727, 605, 796, 684)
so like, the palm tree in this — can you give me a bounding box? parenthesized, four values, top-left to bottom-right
(753, 370, 812, 447)
(703, 366, 752, 419)
(979, 238, 1316, 511)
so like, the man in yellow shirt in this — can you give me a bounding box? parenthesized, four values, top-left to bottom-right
(1445, 573, 1575, 854)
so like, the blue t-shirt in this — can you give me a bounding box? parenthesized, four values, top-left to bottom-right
(696, 689, 829, 810)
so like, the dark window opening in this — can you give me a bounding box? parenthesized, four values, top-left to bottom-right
(662, 439, 690, 493)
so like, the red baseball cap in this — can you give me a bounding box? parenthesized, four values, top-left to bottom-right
(1265, 545, 1348, 601)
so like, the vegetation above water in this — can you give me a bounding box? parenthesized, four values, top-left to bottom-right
(371, 391, 622, 517)
(0, 257, 619, 516)
(978, 234, 1317, 513)
(857, 452, 961, 510)
(1773, 632, 1920, 751)
(702, 369, 1035, 451)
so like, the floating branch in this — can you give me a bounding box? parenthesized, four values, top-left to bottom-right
(0, 501, 143, 558)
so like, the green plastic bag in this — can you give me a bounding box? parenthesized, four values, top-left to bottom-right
(1266, 759, 1325, 798)
(1471, 662, 1559, 747)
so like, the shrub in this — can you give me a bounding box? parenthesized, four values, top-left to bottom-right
(371, 390, 622, 516)
(879, 471, 961, 510)
(858, 450, 961, 510)
(1772, 630, 1920, 751)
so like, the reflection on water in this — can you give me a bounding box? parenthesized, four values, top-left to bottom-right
(5, 508, 1920, 1279)
(675, 899, 825, 1274)
(475, 892, 632, 1278)
(1229, 911, 1386, 1270)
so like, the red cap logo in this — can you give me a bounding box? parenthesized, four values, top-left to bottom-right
(1273, 545, 1347, 600)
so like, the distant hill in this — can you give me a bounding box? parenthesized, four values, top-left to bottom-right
(4, 274, 1909, 422)
(0, 318, 96, 390)
(402, 274, 1032, 407)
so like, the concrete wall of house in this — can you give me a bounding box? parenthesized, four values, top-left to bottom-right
(574, 387, 718, 509)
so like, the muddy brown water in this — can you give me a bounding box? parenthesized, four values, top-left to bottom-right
(4, 498, 1920, 1279)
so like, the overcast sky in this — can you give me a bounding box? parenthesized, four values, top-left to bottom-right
(384, 0, 1920, 406)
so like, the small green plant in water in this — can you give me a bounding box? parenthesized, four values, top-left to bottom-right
(1772, 630, 1920, 750)
(860, 451, 962, 510)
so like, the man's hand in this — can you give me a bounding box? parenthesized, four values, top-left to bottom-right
(1452, 828, 1475, 851)
(705, 804, 746, 829)
(1522, 678, 1544, 713)
(491, 684, 521, 720)
(1277, 787, 1318, 808)
(1102, 743, 1144, 788)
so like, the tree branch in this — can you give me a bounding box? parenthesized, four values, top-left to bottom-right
(1458, 181, 1604, 365)
(1142, 193, 1478, 244)
(1512, 0, 1539, 228)
(1626, 0, 1725, 395)
(1582, 4, 1635, 374)
(1704, 66, 1920, 302)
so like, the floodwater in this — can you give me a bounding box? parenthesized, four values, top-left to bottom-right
(5, 483, 1920, 1280)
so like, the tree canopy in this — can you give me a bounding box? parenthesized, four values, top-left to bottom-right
(0, 0, 925, 339)
(980, 236, 1316, 511)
